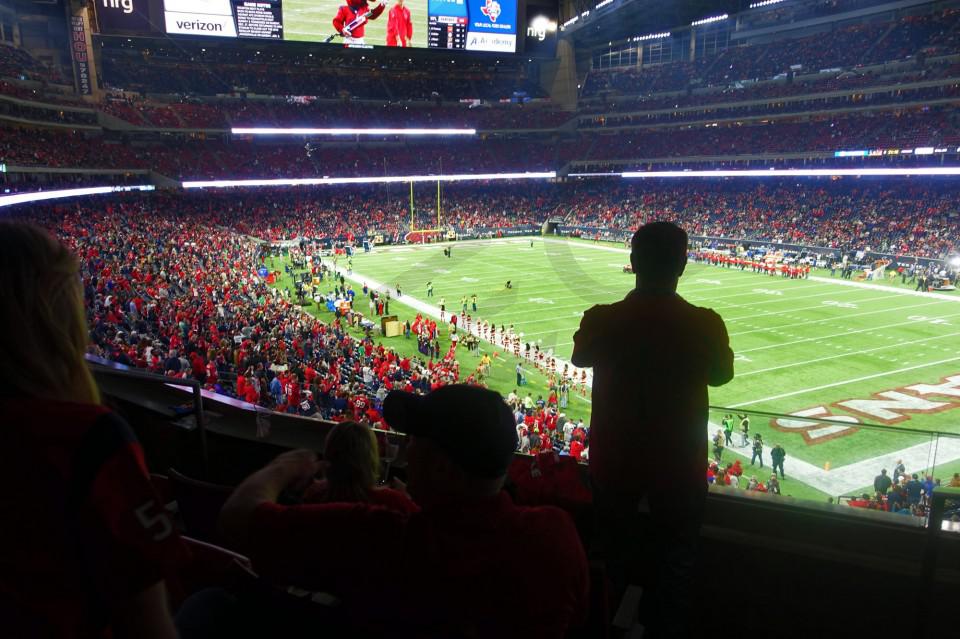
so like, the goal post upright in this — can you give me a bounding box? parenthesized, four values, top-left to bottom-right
(437, 178, 442, 230)
(409, 180, 415, 232)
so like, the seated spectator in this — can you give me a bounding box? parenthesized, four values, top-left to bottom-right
(302, 420, 416, 513)
(219, 385, 589, 637)
(0, 222, 186, 638)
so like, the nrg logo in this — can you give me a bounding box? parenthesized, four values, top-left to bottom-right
(102, 0, 134, 14)
(526, 15, 556, 41)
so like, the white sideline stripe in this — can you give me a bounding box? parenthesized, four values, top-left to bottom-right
(808, 275, 960, 302)
(738, 331, 960, 376)
(341, 267, 595, 391)
(729, 356, 960, 408)
(705, 423, 960, 495)
(738, 309, 960, 354)
(813, 435, 960, 494)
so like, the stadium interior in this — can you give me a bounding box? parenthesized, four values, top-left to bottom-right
(3, 0, 960, 635)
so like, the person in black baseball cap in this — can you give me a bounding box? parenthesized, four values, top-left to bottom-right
(219, 384, 588, 636)
(384, 384, 519, 507)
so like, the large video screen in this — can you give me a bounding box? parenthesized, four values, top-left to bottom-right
(95, 0, 520, 53)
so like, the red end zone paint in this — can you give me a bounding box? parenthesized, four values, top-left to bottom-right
(770, 374, 960, 444)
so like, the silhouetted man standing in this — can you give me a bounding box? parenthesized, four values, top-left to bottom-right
(572, 221, 734, 637)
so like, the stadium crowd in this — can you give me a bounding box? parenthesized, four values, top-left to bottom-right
(581, 8, 960, 99)
(580, 63, 960, 116)
(2, 105, 958, 177)
(34, 201, 466, 425)
(6, 177, 953, 465)
(580, 82, 960, 128)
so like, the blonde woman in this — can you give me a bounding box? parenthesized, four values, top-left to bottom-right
(304, 421, 417, 513)
(0, 222, 185, 639)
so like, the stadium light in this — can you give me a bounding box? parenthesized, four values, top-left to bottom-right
(181, 172, 557, 189)
(691, 14, 728, 26)
(633, 32, 671, 42)
(749, 0, 784, 8)
(0, 185, 155, 208)
(232, 127, 477, 137)
(618, 167, 960, 178)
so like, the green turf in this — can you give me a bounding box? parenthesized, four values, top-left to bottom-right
(283, 0, 429, 48)
(271, 254, 595, 428)
(276, 237, 960, 502)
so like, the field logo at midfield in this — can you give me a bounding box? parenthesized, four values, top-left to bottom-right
(771, 374, 960, 444)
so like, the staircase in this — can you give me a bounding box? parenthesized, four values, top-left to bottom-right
(859, 21, 899, 66)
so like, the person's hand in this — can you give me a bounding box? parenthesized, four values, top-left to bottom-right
(269, 449, 322, 491)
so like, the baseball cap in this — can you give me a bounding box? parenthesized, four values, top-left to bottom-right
(384, 385, 518, 479)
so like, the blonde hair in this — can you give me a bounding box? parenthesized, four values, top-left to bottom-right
(322, 420, 381, 502)
(0, 222, 100, 404)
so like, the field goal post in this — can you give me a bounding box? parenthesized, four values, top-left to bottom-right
(405, 179, 445, 244)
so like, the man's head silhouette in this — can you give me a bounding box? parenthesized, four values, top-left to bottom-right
(630, 221, 688, 291)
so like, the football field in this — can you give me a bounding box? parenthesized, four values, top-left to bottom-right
(294, 237, 960, 502)
(283, 0, 429, 48)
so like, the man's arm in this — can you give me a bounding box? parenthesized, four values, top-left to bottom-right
(369, 0, 386, 19)
(406, 9, 413, 40)
(219, 450, 407, 592)
(571, 306, 602, 368)
(706, 310, 734, 387)
(219, 449, 321, 550)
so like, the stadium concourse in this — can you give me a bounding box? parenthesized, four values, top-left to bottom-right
(6, 0, 960, 634)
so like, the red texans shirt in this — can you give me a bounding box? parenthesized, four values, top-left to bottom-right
(248, 492, 588, 637)
(0, 399, 188, 637)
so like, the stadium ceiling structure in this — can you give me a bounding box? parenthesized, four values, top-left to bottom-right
(561, 0, 747, 47)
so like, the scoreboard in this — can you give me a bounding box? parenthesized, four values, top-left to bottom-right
(93, 0, 537, 54)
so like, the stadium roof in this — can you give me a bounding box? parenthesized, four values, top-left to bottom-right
(561, 0, 750, 47)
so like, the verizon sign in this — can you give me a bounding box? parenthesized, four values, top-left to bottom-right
(163, 0, 237, 37)
(165, 12, 238, 36)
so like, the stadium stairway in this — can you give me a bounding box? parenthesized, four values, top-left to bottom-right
(861, 20, 904, 67)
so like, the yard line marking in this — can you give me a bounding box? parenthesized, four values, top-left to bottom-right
(727, 299, 950, 336)
(808, 275, 960, 302)
(723, 291, 919, 322)
(738, 309, 960, 354)
(465, 281, 879, 320)
(738, 332, 960, 376)
(703, 285, 883, 310)
(729, 356, 960, 408)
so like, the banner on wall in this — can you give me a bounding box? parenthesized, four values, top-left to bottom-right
(70, 15, 93, 95)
